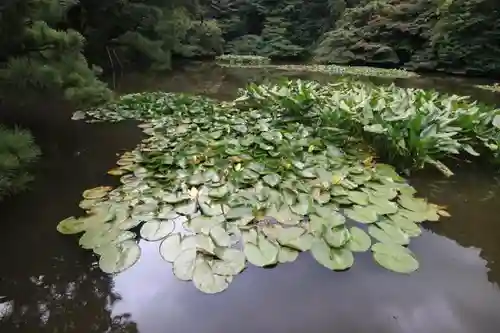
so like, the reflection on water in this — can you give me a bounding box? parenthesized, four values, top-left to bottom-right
(1, 64, 500, 333)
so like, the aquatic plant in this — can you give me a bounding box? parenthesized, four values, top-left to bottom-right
(0, 126, 41, 200)
(60, 90, 450, 294)
(216, 63, 419, 79)
(216, 55, 271, 66)
(475, 83, 500, 93)
(236, 79, 500, 176)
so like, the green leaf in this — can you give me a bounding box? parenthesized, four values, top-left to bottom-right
(278, 247, 299, 263)
(368, 196, 398, 215)
(310, 238, 354, 270)
(398, 196, 428, 212)
(346, 227, 371, 252)
(345, 205, 378, 223)
(372, 242, 419, 273)
(159, 233, 182, 262)
(368, 223, 409, 245)
(364, 124, 386, 133)
(98, 240, 141, 274)
(140, 220, 175, 241)
(281, 233, 314, 251)
(175, 200, 197, 216)
(492, 115, 500, 129)
(210, 225, 231, 247)
(57, 216, 87, 234)
(173, 248, 197, 281)
(324, 227, 351, 248)
(225, 207, 254, 220)
(193, 257, 231, 294)
(244, 234, 279, 267)
(347, 191, 369, 205)
(208, 185, 229, 199)
(387, 215, 422, 237)
(263, 173, 281, 187)
(212, 248, 246, 275)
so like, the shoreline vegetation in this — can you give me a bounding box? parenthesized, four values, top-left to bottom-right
(215, 55, 420, 79)
(58, 76, 499, 293)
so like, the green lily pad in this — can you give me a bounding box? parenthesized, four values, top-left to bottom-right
(263, 173, 281, 187)
(347, 191, 369, 205)
(192, 257, 231, 294)
(398, 195, 429, 212)
(83, 186, 112, 200)
(368, 223, 409, 245)
(324, 227, 351, 248)
(225, 207, 254, 220)
(368, 196, 399, 215)
(57, 216, 87, 234)
(372, 242, 419, 273)
(173, 248, 197, 281)
(278, 247, 299, 263)
(387, 215, 422, 237)
(244, 233, 279, 267)
(175, 200, 197, 216)
(310, 238, 354, 271)
(210, 225, 231, 247)
(211, 248, 246, 275)
(98, 240, 141, 274)
(159, 233, 182, 262)
(140, 219, 175, 241)
(345, 205, 378, 224)
(208, 185, 229, 199)
(346, 227, 371, 252)
(280, 232, 313, 251)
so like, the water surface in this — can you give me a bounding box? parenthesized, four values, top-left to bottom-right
(1, 64, 500, 333)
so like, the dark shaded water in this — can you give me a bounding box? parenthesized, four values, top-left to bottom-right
(1, 63, 500, 333)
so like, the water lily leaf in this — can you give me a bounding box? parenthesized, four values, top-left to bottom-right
(211, 248, 246, 275)
(193, 257, 231, 294)
(346, 227, 371, 252)
(210, 130, 222, 139)
(263, 173, 281, 187)
(387, 215, 421, 237)
(210, 225, 231, 247)
(492, 115, 500, 129)
(241, 229, 258, 244)
(188, 215, 225, 233)
(79, 199, 102, 210)
(173, 248, 197, 281)
(398, 209, 428, 223)
(57, 217, 87, 234)
(225, 207, 254, 220)
(347, 191, 369, 205)
(116, 218, 142, 230)
(281, 233, 313, 251)
(208, 185, 229, 199)
(374, 164, 403, 181)
(298, 168, 316, 179)
(98, 240, 141, 274)
(398, 196, 428, 212)
(195, 234, 216, 254)
(345, 205, 378, 224)
(163, 192, 191, 204)
(290, 194, 310, 215)
(244, 233, 279, 267)
(275, 226, 306, 244)
(175, 200, 197, 216)
(310, 238, 354, 271)
(324, 227, 351, 248)
(372, 242, 419, 273)
(83, 186, 113, 200)
(270, 206, 300, 225)
(364, 124, 386, 133)
(233, 124, 248, 133)
(140, 219, 175, 241)
(199, 201, 224, 217)
(278, 247, 299, 263)
(368, 196, 398, 215)
(79, 224, 118, 249)
(246, 162, 266, 174)
(159, 233, 182, 262)
(368, 223, 409, 245)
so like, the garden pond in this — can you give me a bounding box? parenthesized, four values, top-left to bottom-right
(1, 63, 500, 333)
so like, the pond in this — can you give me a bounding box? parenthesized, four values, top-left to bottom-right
(1, 63, 500, 333)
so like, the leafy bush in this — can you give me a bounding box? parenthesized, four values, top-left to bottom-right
(235, 79, 500, 175)
(0, 126, 41, 200)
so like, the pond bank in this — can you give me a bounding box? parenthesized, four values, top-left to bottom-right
(2, 64, 500, 333)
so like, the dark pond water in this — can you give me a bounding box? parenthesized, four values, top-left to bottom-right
(1, 63, 500, 333)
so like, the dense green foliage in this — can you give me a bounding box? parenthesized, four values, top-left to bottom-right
(0, 126, 40, 200)
(213, 0, 500, 76)
(58, 82, 459, 291)
(0, 0, 224, 106)
(1, 0, 499, 107)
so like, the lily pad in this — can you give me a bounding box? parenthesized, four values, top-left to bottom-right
(346, 227, 371, 252)
(324, 227, 351, 248)
(83, 186, 113, 200)
(278, 247, 299, 263)
(310, 238, 354, 271)
(193, 257, 231, 294)
(372, 242, 419, 273)
(263, 173, 281, 187)
(345, 205, 378, 224)
(140, 219, 175, 241)
(159, 233, 182, 262)
(243, 233, 279, 267)
(57, 216, 87, 234)
(211, 248, 246, 275)
(210, 225, 231, 247)
(368, 223, 409, 245)
(173, 248, 197, 281)
(98, 240, 141, 274)
(347, 191, 369, 205)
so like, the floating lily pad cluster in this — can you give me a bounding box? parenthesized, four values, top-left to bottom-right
(61, 90, 449, 293)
